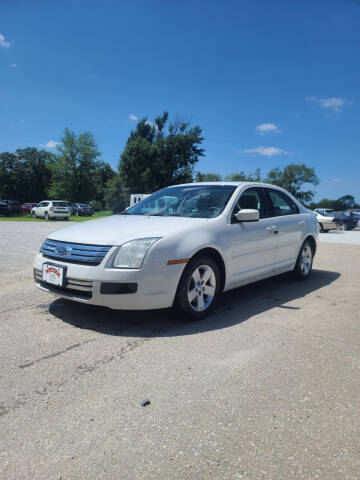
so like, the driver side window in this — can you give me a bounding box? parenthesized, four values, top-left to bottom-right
(233, 187, 268, 220)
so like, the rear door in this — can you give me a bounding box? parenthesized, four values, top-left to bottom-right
(264, 188, 304, 271)
(37, 202, 49, 217)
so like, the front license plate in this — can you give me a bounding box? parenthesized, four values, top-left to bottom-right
(42, 263, 64, 286)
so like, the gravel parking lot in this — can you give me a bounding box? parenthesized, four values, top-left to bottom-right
(1, 222, 360, 480)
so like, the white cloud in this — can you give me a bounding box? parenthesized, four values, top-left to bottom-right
(129, 114, 138, 121)
(239, 146, 290, 156)
(10, 63, 17, 68)
(255, 123, 280, 135)
(306, 96, 351, 114)
(0, 33, 10, 48)
(40, 140, 60, 148)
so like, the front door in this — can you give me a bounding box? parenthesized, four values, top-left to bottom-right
(228, 187, 278, 286)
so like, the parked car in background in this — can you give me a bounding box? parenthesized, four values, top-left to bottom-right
(313, 210, 338, 232)
(72, 203, 94, 216)
(314, 208, 335, 216)
(0, 200, 22, 216)
(0, 201, 12, 216)
(331, 211, 358, 231)
(63, 201, 74, 214)
(21, 202, 38, 212)
(34, 182, 318, 320)
(344, 212, 360, 229)
(31, 200, 70, 220)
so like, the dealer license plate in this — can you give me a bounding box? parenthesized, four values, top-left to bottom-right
(42, 264, 64, 286)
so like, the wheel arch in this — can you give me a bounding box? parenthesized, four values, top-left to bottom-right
(304, 234, 317, 255)
(189, 247, 227, 293)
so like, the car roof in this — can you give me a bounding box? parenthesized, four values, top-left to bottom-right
(167, 181, 289, 189)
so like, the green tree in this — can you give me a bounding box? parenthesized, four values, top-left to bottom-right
(92, 162, 115, 210)
(195, 172, 222, 182)
(119, 112, 204, 193)
(265, 163, 319, 203)
(225, 168, 261, 182)
(336, 195, 358, 210)
(49, 128, 102, 202)
(0, 148, 54, 201)
(104, 175, 130, 213)
(310, 195, 359, 211)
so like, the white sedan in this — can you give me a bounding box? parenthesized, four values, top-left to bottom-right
(34, 182, 318, 320)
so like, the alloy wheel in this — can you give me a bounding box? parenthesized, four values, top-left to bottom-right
(187, 264, 216, 312)
(300, 244, 312, 275)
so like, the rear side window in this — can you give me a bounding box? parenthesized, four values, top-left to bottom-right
(266, 189, 299, 216)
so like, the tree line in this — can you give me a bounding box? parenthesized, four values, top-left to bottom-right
(0, 111, 357, 211)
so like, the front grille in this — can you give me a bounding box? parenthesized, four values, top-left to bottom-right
(40, 239, 112, 266)
(34, 268, 93, 299)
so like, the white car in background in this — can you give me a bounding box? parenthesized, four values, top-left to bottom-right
(34, 182, 318, 320)
(31, 200, 70, 220)
(313, 210, 339, 232)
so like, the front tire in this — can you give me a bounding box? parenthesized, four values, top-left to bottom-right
(319, 223, 324, 233)
(44, 212, 49, 220)
(175, 256, 221, 320)
(293, 239, 314, 280)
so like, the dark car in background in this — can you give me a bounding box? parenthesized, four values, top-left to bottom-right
(72, 203, 94, 216)
(332, 211, 358, 231)
(21, 202, 38, 212)
(0, 200, 22, 216)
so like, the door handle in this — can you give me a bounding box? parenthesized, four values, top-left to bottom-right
(266, 226, 279, 235)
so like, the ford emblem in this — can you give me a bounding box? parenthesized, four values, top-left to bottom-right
(56, 246, 70, 255)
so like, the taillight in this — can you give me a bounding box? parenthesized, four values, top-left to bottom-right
(49, 206, 53, 211)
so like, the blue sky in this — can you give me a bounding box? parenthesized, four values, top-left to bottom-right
(1, 0, 359, 201)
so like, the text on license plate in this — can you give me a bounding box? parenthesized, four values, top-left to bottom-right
(42, 264, 64, 286)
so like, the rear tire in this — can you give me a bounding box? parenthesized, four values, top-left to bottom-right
(175, 256, 221, 321)
(293, 239, 314, 280)
(45, 212, 49, 220)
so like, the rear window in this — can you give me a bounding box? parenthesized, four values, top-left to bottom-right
(52, 202, 68, 207)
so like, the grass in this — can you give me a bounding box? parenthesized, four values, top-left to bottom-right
(0, 210, 113, 222)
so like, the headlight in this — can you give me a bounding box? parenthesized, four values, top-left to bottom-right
(112, 238, 161, 269)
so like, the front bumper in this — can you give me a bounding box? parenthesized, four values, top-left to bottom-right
(33, 252, 185, 310)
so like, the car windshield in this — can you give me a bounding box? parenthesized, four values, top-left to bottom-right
(123, 185, 237, 218)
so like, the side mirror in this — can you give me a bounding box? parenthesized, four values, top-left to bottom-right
(234, 209, 259, 222)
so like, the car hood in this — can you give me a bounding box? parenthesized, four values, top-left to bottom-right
(48, 214, 209, 245)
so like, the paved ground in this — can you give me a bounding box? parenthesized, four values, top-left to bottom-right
(0, 222, 360, 480)
(319, 228, 360, 245)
